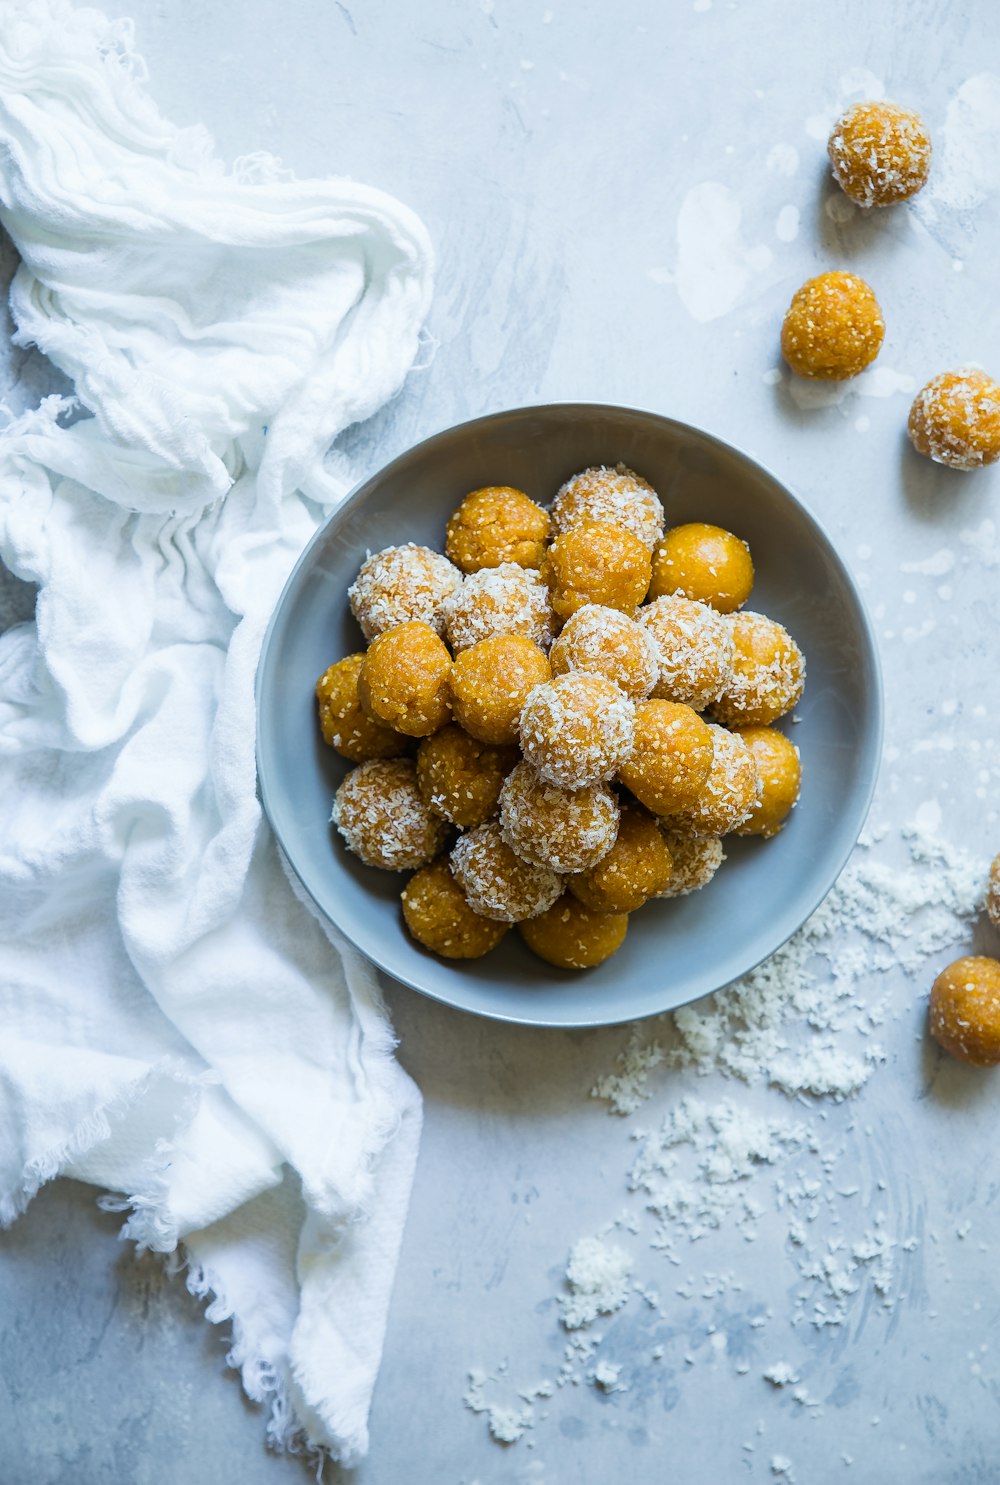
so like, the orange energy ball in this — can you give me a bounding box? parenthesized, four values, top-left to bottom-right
(442, 563, 555, 652)
(449, 634, 551, 745)
(349, 543, 461, 640)
(550, 464, 665, 550)
(541, 521, 652, 622)
(519, 893, 628, 970)
(618, 699, 714, 817)
(929, 956, 1000, 1066)
(450, 820, 563, 923)
(415, 724, 517, 829)
(499, 760, 619, 874)
(639, 594, 734, 711)
(401, 859, 508, 959)
(780, 272, 885, 380)
(735, 726, 802, 839)
(549, 604, 659, 700)
(988, 854, 1000, 931)
(713, 611, 805, 729)
(316, 654, 409, 763)
(682, 725, 760, 835)
(331, 759, 445, 870)
(358, 621, 452, 738)
(649, 523, 754, 613)
(658, 828, 726, 897)
(828, 101, 932, 208)
(907, 369, 1000, 470)
(445, 486, 551, 572)
(568, 804, 673, 913)
(519, 673, 636, 789)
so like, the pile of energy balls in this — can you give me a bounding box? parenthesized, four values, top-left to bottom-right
(317, 469, 804, 970)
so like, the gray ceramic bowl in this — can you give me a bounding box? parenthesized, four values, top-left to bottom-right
(256, 404, 882, 1028)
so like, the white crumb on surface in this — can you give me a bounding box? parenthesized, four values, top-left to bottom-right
(463, 1369, 536, 1444)
(763, 1363, 798, 1387)
(559, 1237, 633, 1330)
(591, 1360, 627, 1392)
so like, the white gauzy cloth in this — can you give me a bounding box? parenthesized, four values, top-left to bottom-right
(0, 0, 433, 1464)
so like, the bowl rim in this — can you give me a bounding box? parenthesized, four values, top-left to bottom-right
(256, 401, 884, 1028)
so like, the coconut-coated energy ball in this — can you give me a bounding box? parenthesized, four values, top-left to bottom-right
(358, 621, 452, 737)
(445, 486, 551, 573)
(401, 859, 508, 959)
(551, 464, 665, 551)
(658, 827, 726, 897)
(780, 272, 885, 381)
(349, 543, 461, 641)
(682, 725, 760, 835)
(639, 594, 734, 711)
(415, 724, 517, 829)
(499, 760, 619, 874)
(929, 956, 1000, 1066)
(617, 699, 714, 817)
(450, 634, 551, 745)
(316, 654, 409, 763)
(442, 563, 555, 653)
(907, 369, 1000, 471)
(519, 673, 636, 789)
(649, 523, 754, 613)
(451, 821, 563, 923)
(988, 854, 1000, 932)
(548, 604, 659, 700)
(541, 521, 652, 623)
(735, 726, 802, 839)
(569, 804, 673, 913)
(519, 894, 629, 970)
(828, 101, 932, 208)
(332, 758, 446, 870)
(712, 611, 805, 729)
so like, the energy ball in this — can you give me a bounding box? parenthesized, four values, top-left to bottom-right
(332, 758, 445, 870)
(541, 521, 653, 623)
(682, 725, 760, 835)
(549, 605, 659, 700)
(828, 101, 932, 208)
(987, 854, 1000, 931)
(499, 760, 619, 874)
(617, 699, 714, 817)
(907, 368, 1000, 470)
(519, 673, 636, 789)
(349, 543, 461, 641)
(415, 724, 517, 829)
(401, 859, 508, 959)
(445, 486, 551, 573)
(442, 562, 555, 653)
(712, 611, 805, 729)
(649, 523, 754, 613)
(551, 464, 665, 551)
(358, 621, 452, 737)
(451, 820, 563, 922)
(639, 594, 734, 710)
(929, 956, 1000, 1067)
(450, 634, 551, 745)
(658, 828, 726, 897)
(316, 654, 409, 763)
(780, 272, 885, 381)
(568, 804, 673, 913)
(736, 726, 802, 839)
(519, 894, 629, 970)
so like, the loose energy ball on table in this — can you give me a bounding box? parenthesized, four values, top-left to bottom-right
(735, 726, 802, 839)
(780, 272, 884, 380)
(519, 673, 636, 789)
(639, 594, 734, 711)
(907, 369, 1000, 470)
(358, 621, 452, 737)
(401, 859, 508, 959)
(450, 634, 551, 745)
(658, 827, 726, 897)
(415, 724, 517, 829)
(680, 725, 760, 835)
(349, 543, 461, 640)
(929, 956, 1000, 1067)
(828, 101, 932, 208)
(988, 853, 1000, 931)
(569, 804, 673, 913)
(649, 523, 754, 613)
(445, 486, 550, 573)
(332, 758, 445, 870)
(519, 894, 629, 970)
(550, 464, 665, 551)
(442, 562, 555, 653)
(499, 760, 619, 874)
(451, 821, 563, 923)
(541, 521, 652, 622)
(617, 700, 714, 817)
(712, 611, 805, 728)
(549, 604, 659, 700)
(315, 654, 408, 763)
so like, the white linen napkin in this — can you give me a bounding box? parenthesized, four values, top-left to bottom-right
(0, 0, 434, 1464)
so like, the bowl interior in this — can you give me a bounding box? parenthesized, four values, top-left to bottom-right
(257, 404, 881, 1028)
